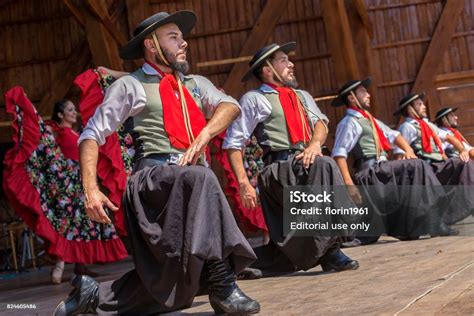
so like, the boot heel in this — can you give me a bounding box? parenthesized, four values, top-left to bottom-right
(210, 300, 226, 314)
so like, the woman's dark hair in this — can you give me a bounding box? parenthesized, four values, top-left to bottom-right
(52, 99, 70, 123)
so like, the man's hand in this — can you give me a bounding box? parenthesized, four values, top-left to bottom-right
(239, 181, 258, 210)
(84, 188, 118, 224)
(402, 149, 418, 160)
(178, 128, 211, 166)
(347, 185, 362, 204)
(295, 143, 323, 168)
(459, 150, 470, 162)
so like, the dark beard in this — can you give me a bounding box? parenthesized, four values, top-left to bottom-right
(283, 78, 298, 89)
(273, 73, 298, 88)
(161, 47, 189, 74)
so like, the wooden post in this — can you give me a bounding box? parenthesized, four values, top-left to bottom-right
(411, 1, 464, 116)
(222, 0, 288, 97)
(85, 15, 124, 70)
(321, 0, 361, 86)
(346, 0, 381, 118)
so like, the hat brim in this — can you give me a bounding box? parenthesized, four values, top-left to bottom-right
(331, 77, 372, 107)
(241, 42, 297, 82)
(119, 11, 197, 60)
(393, 92, 425, 116)
(435, 107, 458, 121)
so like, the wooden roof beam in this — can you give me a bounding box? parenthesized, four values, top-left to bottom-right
(411, 1, 464, 114)
(125, 0, 150, 35)
(0, 40, 92, 143)
(63, 0, 86, 27)
(222, 0, 288, 97)
(321, 0, 361, 86)
(37, 40, 91, 115)
(345, 0, 381, 117)
(85, 0, 128, 47)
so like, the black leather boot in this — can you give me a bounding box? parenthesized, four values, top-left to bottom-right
(53, 275, 99, 316)
(320, 248, 359, 272)
(205, 259, 260, 314)
(437, 222, 460, 236)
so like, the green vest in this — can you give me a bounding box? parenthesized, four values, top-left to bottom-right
(255, 89, 311, 151)
(351, 115, 387, 160)
(130, 68, 203, 157)
(409, 122, 443, 161)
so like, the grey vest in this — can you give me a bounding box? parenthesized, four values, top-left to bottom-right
(254, 89, 311, 151)
(408, 122, 443, 161)
(130, 68, 203, 157)
(350, 115, 387, 161)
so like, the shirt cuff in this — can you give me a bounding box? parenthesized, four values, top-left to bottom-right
(78, 129, 104, 146)
(331, 147, 348, 158)
(387, 130, 400, 144)
(222, 137, 246, 150)
(392, 147, 405, 155)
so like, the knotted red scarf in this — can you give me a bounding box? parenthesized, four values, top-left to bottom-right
(147, 62, 206, 149)
(265, 83, 311, 144)
(414, 118, 444, 154)
(348, 106, 392, 152)
(448, 127, 468, 145)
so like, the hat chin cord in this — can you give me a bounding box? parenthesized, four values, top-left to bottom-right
(265, 60, 284, 85)
(349, 90, 365, 111)
(407, 105, 422, 120)
(151, 32, 171, 68)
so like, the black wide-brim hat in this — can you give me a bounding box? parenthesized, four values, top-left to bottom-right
(241, 42, 296, 82)
(393, 92, 425, 116)
(331, 77, 372, 107)
(435, 107, 458, 122)
(119, 10, 197, 60)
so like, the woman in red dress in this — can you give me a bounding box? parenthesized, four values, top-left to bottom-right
(3, 88, 128, 285)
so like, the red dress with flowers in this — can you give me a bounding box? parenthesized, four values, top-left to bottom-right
(3, 86, 128, 264)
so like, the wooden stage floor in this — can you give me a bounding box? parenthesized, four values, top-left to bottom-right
(0, 219, 473, 315)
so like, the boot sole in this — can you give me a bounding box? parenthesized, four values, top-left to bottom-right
(210, 300, 260, 315)
(52, 301, 66, 316)
(322, 260, 360, 272)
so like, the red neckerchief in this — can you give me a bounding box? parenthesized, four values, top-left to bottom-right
(265, 82, 311, 144)
(413, 118, 444, 154)
(447, 127, 468, 145)
(348, 106, 392, 152)
(147, 62, 206, 149)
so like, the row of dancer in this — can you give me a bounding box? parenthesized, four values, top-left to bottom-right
(54, 10, 473, 315)
(4, 9, 471, 315)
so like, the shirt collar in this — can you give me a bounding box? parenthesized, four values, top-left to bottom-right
(346, 108, 364, 118)
(405, 117, 429, 125)
(142, 62, 186, 81)
(259, 83, 278, 94)
(142, 63, 162, 78)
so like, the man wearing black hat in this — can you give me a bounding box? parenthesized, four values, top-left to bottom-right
(223, 42, 359, 274)
(393, 93, 474, 225)
(434, 107, 473, 159)
(54, 11, 260, 315)
(331, 79, 454, 241)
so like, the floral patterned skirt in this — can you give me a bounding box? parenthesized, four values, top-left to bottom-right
(3, 86, 128, 263)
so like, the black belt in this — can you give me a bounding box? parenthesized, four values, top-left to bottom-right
(353, 156, 378, 172)
(263, 149, 301, 164)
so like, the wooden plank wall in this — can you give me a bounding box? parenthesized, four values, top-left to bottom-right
(0, 0, 473, 144)
(147, 0, 343, 141)
(364, 0, 474, 143)
(147, 0, 474, 146)
(0, 0, 86, 109)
